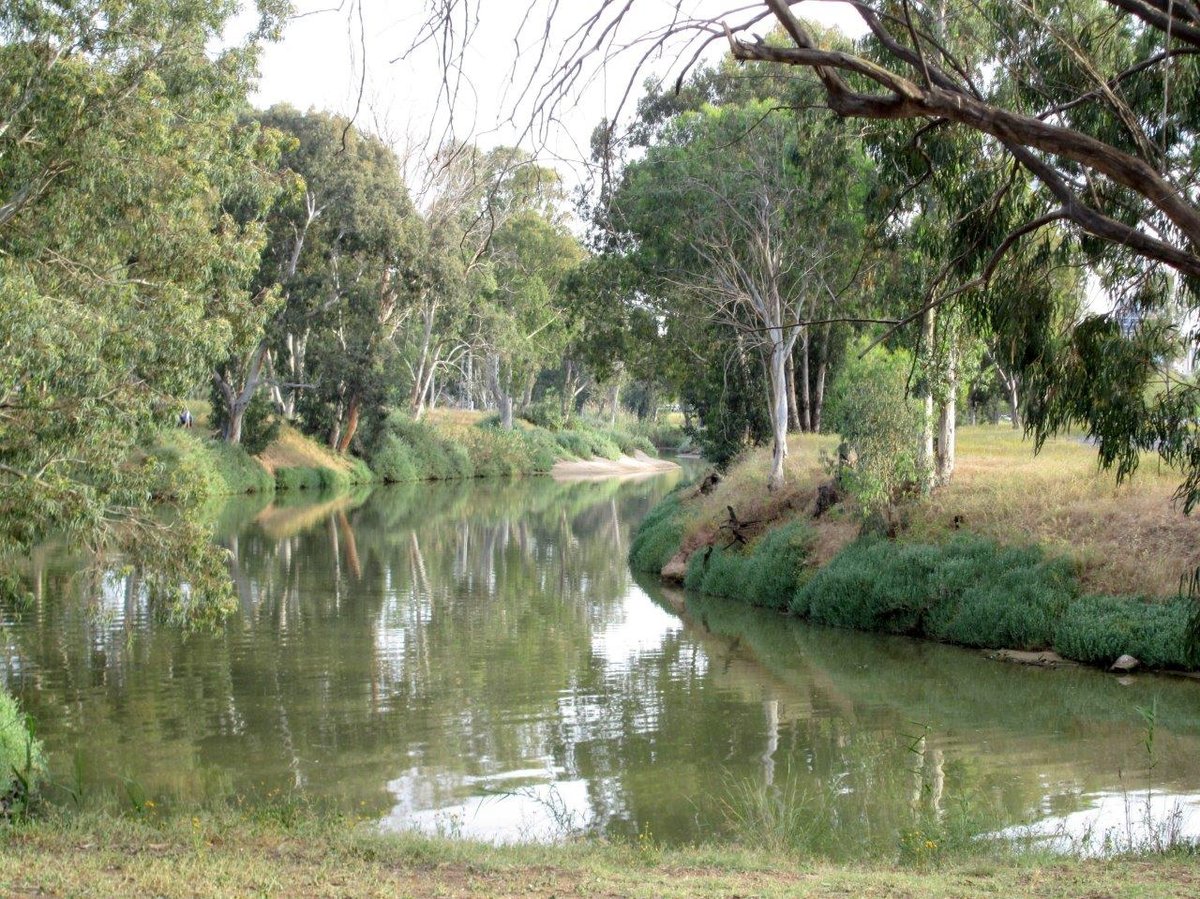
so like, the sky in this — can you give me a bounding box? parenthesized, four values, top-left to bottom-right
(242, 0, 867, 192)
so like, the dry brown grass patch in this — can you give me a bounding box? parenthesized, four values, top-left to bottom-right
(256, 424, 355, 476)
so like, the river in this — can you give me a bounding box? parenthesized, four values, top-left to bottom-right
(5, 468, 1200, 856)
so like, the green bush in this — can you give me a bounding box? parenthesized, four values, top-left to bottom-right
(522, 393, 566, 430)
(148, 431, 273, 501)
(0, 688, 44, 804)
(369, 413, 488, 481)
(206, 440, 275, 494)
(798, 539, 940, 634)
(1054, 594, 1196, 669)
(797, 536, 1075, 647)
(629, 491, 687, 573)
(518, 428, 561, 473)
(685, 521, 815, 611)
(274, 466, 327, 491)
(638, 421, 688, 451)
(823, 339, 925, 519)
(555, 430, 593, 459)
(370, 434, 419, 483)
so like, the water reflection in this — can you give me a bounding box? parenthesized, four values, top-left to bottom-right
(3, 469, 1200, 856)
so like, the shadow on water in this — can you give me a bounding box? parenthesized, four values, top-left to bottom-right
(4, 462, 1200, 857)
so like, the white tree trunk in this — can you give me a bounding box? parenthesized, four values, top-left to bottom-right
(918, 308, 937, 489)
(768, 340, 790, 492)
(936, 347, 957, 485)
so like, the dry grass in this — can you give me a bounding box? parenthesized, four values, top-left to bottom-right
(3, 813, 1198, 899)
(680, 433, 853, 561)
(424, 408, 490, 430)
(908, 428, 1200, 596)
(256, 424, 356, 476)
(680, 427, 1199, 598)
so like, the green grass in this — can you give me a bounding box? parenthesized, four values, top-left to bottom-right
(274, 462, 375, 492)
(148, 430, 274, 502)
(629, 489, 688, 573)
(0, 688, 43, 803)
(2, 807, 1197, 898)
(685, 520, 817, 612)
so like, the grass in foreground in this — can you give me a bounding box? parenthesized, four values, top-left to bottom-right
(3, 811, 1198, 898)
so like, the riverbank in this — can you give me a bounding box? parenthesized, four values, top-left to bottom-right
(151, 410, 669, 502)
(631, 427, 1200, 673)
(3, 811, 1196, 898)
(552, 450, 679, 479)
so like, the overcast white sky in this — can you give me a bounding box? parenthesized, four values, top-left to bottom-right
(242, 1, 866, 189)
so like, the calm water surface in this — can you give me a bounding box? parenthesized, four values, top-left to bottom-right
(5, 469, 1200, 854)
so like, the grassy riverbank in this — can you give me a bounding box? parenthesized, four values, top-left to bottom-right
(149, 410, 665, 501)
(632, 427, 1200, 672)
(2, 810, 1197, 898)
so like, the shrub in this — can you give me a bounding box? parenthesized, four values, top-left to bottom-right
(207, 440, 275, 494)
(555, 430, 593, 459)
(797, 535, 1075, 647)
(1054, 594, 1196, 669)
(629, 491, 687, 572)
(685, 521, 814, 611)
(522, 393, 566, 430)
(371, 435, 419, 483)
(824, 339, 925, 519)
(0, 688, 44, 804)
(799, 539, 940, 634)
(148, 431, 272, 501)
(274, 466, 326, 491)
(519, 428, 561, 473)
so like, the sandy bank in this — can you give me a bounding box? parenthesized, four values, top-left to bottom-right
(552, 451, 679, 480)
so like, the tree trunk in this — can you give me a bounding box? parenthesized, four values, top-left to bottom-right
(935, 348, 957, 485)
(500, 394, 514, 430)
(465, 352, 475, 411)
(337, 393, 360, 454)
(786, 352, 801, 432)
(768, 340, 790, 492)
(1008, 378, 1021, 429)
(812, 321, 831, 433)
(215, 341, 268, 445)
(561, 360, 575, 422)
(918, 308, 937, 489)
(799, 329, 812, 432)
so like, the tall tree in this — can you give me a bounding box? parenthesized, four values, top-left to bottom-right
(612, 98, 869, 489)
(0, 0, 284, 620)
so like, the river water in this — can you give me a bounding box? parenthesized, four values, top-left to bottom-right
(5, 469, 1200, 855)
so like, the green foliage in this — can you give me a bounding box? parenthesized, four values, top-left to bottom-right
(522, 394, 567, 431)
(636, 420, 689, 452)
(149, 431, 274, 501)
(825, 341, 925, 517)
(628, 491, 687, 573)
(685, 522, 815, 611)
(1054, 595, 1196, 670)
(798, 536, 1074, 646)
(371, 415, 473, 481)
(554, 430, 593, 459)
(0, 688, 44, 805)
(370, 435, 419, 484)
(0, 0, 286, 624)
(274, 467, 327, 491)
(208, 387, 280, 456)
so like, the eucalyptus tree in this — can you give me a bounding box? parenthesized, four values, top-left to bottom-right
(612, 98, 869, 490)
(483, 207, 584, 428)
(409, 0, 1200, 509)
(238, 108, 424, 453)
(0, 0, 285, 620)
